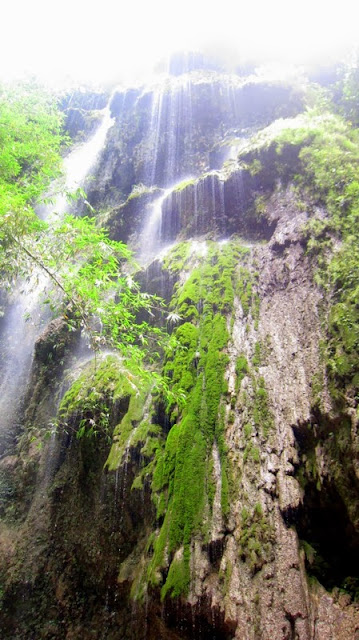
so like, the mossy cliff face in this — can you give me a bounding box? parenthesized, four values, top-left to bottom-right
(1, 64, 359, 639)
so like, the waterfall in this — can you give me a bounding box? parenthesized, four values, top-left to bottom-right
(148, 87, 164, 187)
(137, 177, 194, 265)
(137, 188, 171, 264)
(131, 71, 256, 263)
(0, 105, 114, 457)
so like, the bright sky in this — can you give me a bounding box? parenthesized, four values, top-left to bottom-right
(1, 0, 358, 87)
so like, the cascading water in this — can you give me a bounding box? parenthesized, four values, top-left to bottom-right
(137, 178, 194, 265)
(0, 104, 114, 456)
(143, 74, 194, 188)
(131, 71, 260, 267)
(147, 86, 164, 187)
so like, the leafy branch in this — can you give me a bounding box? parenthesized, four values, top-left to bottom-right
(4, 213, 168, 363)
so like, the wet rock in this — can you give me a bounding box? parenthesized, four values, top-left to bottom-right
(34, 316, 77, 364)
(105, 186, 163, 243)
(63, 107, 103, 139)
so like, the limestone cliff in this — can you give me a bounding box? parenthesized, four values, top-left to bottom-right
(0, 62, 359, 640)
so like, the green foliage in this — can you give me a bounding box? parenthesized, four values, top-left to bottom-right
(5, 211, 167, 373)
(48, 215, 166, 362)
(235, 355, 248, 393)
(0, 81, 65, 274)
(253, 377, 273, 438)
(173, 177, 196, 193)
(0, 81, 64, 198)
(337, 56, 359, 127)
(0, 82, 166, 381)
(148, 241, 245, 595)
(239, 503, 274, 573)
(58, 355, 139, 440)
(252, 341, 262, 368)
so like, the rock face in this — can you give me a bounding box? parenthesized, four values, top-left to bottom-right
(86, 71, 304, 208)
(60, 90, 109, 140)
(1, 63, 359, 640)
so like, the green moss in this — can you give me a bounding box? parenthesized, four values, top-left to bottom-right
(235, 355, 248, 392)
(148, 240, 247, 596)
(252, 377, 274, 438)
(243, 423, 252, 439)
(252, 293, 260, 330)
(162, 241, 191, 273)
(173, 177, 196, 193)
(300, 539, 317, 565)
(252, 341, 262, 368)
(241, 506, 250, 524)
(128, 422, 163, 490)
(239, 505, 274, 573)
(236, 267, 252, 316)
(243, 443, 260, 464)
(311, 371, 324, 408)
(59, 357, 161, 478)
(160, 547, 190, 599)
(147, 513, 171, 585)
(127, 183, 156, 201)
(207, 455, 216, 509)
(105, 390, 151, 471)
(58, 355, 140, 443)
(248, 158, 263, 176)
(224, 560, 233, 591)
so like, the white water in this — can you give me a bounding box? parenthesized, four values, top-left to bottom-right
(0, 105, 114, 456)
(41, 105, 114, 221)
(137, 187, 173, 264)
(137, 177, 193, 265)
(145, 74, 194, 187)
(133, 72, 252, 266)
(148, 88, 164, 186)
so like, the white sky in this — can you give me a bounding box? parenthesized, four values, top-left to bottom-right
(1, 0, 358, 88)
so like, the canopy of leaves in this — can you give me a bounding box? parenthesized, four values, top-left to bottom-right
(22, 215, 165, 366)
(0, 81, 65, 258)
